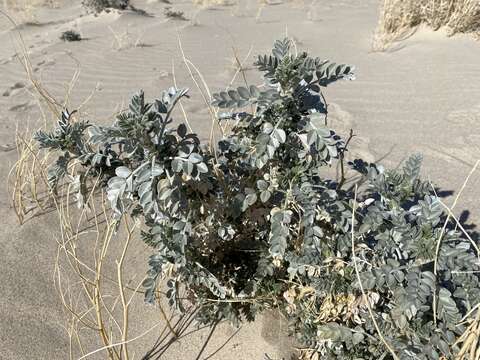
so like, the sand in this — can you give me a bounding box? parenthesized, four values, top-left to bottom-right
(0, 0, 479, 359)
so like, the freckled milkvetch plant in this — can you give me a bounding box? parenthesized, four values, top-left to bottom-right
(34, 38, 480, 359)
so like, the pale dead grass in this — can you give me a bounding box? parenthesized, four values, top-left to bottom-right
(2, 0, 59, 23)
(51, 177, 179, 360)
(108, 24, 148, 51)
(374, 0, 480, 50)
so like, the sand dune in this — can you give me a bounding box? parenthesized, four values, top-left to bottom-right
(0, 0, 479, 359)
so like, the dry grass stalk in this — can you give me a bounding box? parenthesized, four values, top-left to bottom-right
(108, 25, 148, 51)
(8, 125, 51, 224)
(171, 60, 194, 134)
(219, 45, 255, 135)
(176, 33, 222, 158)
(51, 175, 156, 359)
(455, 306, 480, 360)
(374, 0, 480, 50)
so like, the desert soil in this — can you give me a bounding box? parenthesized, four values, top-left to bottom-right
(0, 0, 479, 359)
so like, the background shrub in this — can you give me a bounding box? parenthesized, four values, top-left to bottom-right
(375, 0, 480, 49)
(82, 0, 129, 12)
(60, 30, 82, 42)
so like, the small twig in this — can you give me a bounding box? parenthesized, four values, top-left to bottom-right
(203, 326, 242, 360)
(319, 89, 329, 126)
(176, 32, 222, 156)
(156, 296, 178, 338)
(171, 60, 193, 133)
(337, 129, 355, 190)
(116, 217, 136, 360)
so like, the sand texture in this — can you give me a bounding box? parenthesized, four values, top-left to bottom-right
(0, 0, 479, 359)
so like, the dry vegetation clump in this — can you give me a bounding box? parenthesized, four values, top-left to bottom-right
(374, 0, 480, 49)
(164, 6, 188, 21)
(2, 0, 59, 23)
(60, 30, 82, 42)
(82, 0, 129, 12)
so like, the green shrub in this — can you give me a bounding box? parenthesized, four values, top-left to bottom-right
(34, 38, 480, 359)
(82, 0, 129, 12)
(60, 30, 82, 42)
(164, 7, 188, 21)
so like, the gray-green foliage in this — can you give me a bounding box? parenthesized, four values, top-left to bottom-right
(34, 38, 480, 359)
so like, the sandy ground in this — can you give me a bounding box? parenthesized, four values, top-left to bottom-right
(0, 0, 479, 359)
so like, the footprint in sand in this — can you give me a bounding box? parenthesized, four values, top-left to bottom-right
(9, 101, 34, 112)
(160, 71, 171, 79)
(424, 134, 479, 169)
(466, 134, 480, 145)
(261, 310, 296, 359)
(3, 82, 26, 97)
(45, 59, 56, 67)
(0, 143, 16, 153)
(447, 104, 480, 127)
(33, 58, 56, 73)
(438, 105, 480, 164)
(184, 102, 209, 115)
(328, 102, 354, 133)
